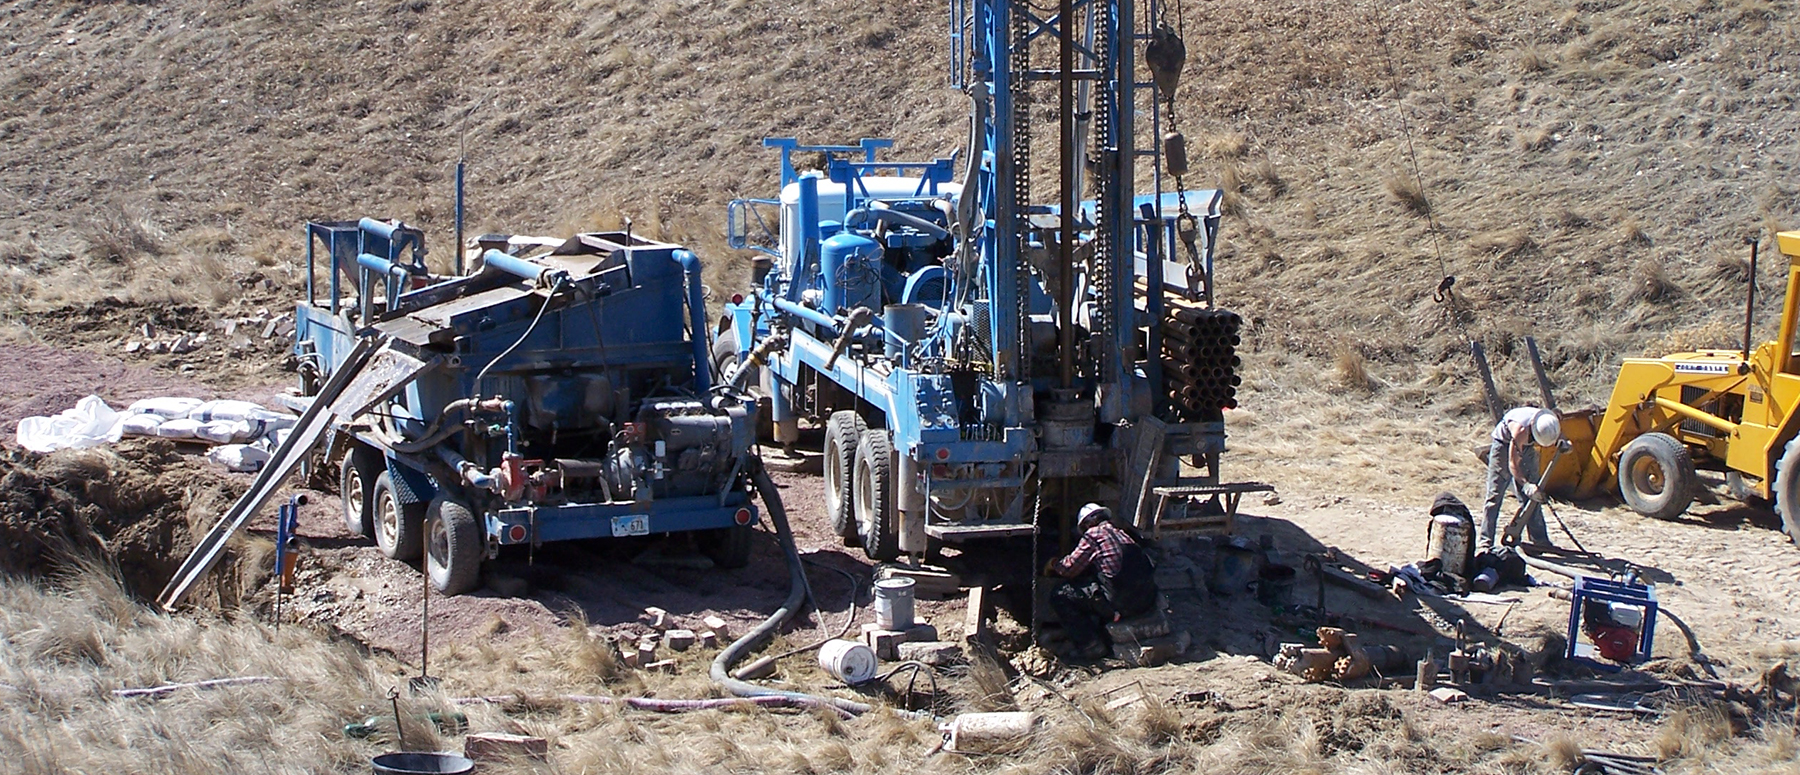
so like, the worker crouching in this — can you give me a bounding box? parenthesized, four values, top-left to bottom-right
(1048, 503, 1158, 661)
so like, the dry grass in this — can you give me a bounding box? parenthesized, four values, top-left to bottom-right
(1384, 174, 1431, 217)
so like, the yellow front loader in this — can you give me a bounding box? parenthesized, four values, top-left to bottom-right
(1546, 231, 1800, 540)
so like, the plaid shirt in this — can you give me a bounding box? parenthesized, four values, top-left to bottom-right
(1055, 521, 1137, 579)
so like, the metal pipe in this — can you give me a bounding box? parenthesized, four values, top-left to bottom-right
(480, 249, 564, 285)
(772, 297, 841, 335)
(454, 160, 466, 276)
(1743, 235, 1759, 363)
(844, 208, 950, 241)
(1652, 396, 1737, 434)
(672, 250, 714, 394)
(1057, 0, 1075, 389)
(794, 174, 822, 302)
(435, 446, 499, 493)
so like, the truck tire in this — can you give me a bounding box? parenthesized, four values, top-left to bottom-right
(700, 524, 755, 569)
(1776, 438, 1800, 543)
(425, 496, 483, 595)
(855, 429, 899, 562)
(373, 470, 425, 561)
(340, 446, 381, 538)
(824, 411, 867, 543)
(1617, 432, 1698, 521)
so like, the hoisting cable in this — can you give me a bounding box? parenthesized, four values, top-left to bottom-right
(1370, 18, 1470, 344)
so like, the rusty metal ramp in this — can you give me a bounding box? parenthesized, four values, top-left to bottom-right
(157, 335, 428, 610)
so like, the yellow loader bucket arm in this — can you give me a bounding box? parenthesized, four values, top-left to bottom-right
(1568, 230, 1800, 505)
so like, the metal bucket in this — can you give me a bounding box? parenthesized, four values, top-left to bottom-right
(1211, 543, 1258, 595)
(371, 753, 475, 775)
(1255, 563, 1297, 607)
(1426, 513, 1471, 577)
(874, 576, 916, 631)
(818, 638, 878, 684)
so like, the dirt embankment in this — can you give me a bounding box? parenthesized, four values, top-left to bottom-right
(0, 438, 245, 598)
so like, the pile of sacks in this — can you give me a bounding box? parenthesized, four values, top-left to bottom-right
(17, 395, 296, 472)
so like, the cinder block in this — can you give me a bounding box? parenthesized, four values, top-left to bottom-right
(665, 629, 696, 652)
(897, 641, 964, 666)
(465, 732, 548, 762)
(699, 630, 719, 649)
(904, 623, 939, 643)
(703, 615, 729, 639)
(862, 623, 904, 660)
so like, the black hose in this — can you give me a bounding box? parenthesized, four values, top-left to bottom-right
(712, 465, 874, 717)
(470, 276, 567, 399)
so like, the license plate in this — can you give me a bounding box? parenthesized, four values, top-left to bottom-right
(611, 514, 649, 537)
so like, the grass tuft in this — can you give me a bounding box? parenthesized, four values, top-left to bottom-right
(1384, 175, 1430, 217)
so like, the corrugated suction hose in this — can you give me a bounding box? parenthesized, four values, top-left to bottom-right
(711, 464, 875, 717)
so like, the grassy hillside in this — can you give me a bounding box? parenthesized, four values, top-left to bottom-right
(2, 0, 1797, 491)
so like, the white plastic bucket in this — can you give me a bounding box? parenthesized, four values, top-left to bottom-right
(818, 639, 877, 684)
(874, 576, 916, 631)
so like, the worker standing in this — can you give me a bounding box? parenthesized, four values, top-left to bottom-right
(1047, 503, 1158, 660)
(1476, 406, 1562, 553)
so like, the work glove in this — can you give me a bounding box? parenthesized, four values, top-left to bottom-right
(1042, 559, 1059, 577)
(1522, 482, 1547, 503)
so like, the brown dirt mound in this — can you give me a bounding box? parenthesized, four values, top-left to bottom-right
(0, 437, 243, 597)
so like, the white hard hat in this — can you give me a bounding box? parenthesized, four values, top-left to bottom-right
(1077, 502, 1111, 527)
(1531, 410, 1562, 447)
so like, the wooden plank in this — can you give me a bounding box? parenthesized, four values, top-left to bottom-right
(964, 585, 989, 647)
(1122, 416, 1168, 530)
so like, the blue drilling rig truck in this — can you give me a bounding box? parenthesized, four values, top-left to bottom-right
(718, 0, 1262, 565)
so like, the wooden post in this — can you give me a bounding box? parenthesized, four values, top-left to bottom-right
(1524, 336, 1558, 411)
(1469, 341, 1504, 423)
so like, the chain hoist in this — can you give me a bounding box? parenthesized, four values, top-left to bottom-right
(1145, 22, 1205, 296)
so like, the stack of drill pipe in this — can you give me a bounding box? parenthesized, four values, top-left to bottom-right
(1158, 300, 1242, 420)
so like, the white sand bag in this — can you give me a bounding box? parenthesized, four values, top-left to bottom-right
(118, 413, 166, 437)
(153, 418, 204, 440)
(126, 397, 205, 420)
(194, 420, 253, 444)
(207, 444, 269, 473)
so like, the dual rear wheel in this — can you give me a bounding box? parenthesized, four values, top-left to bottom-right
(824, 410, 899, 562)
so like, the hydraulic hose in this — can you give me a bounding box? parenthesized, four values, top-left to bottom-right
(712, 465, 874, 717)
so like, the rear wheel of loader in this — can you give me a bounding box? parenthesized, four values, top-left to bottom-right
(1775, 438, 1800, 543)
(855, 429, 899, 562)
(824, 411, 867, 543)
(373, 471, 425, 561)
(340, 446, 382, 538)
(1617, 432, 1698, 521)
(425, 496, 482, 595)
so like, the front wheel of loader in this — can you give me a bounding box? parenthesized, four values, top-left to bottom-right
(1617, 432, 1698, 521)
(373, 471, 425, 561)
(1774, 438, 1800, 543)
(824, 411, 867, 543)
(425, 496, 483, 595)
(854, 429, 899, 562)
